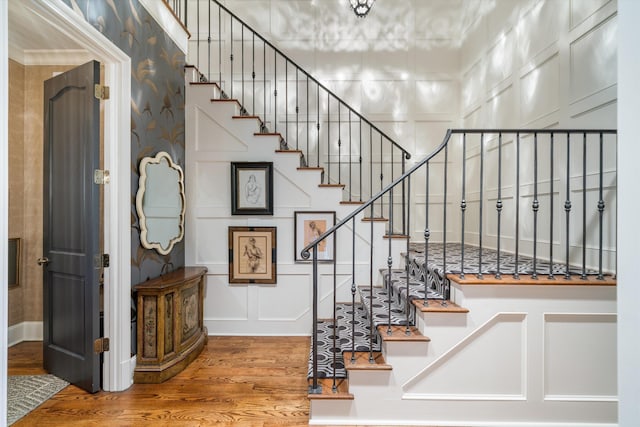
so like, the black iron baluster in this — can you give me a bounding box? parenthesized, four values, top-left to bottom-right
(350, 217, 356, 363)
(477, 133, 484, 279)
(306, 75, 309, 162)
(252, 33, 255, 115)
(496, 132, 503, 280)
(598, 132, 605, 279)
(380, 134, 384, 216)
(548, 133, 554, 279)
(338, 104, 342, 184)
(369, 127, 373, 202)
(327, 93, 330, 184)
(424, 163, 430, 303)
(386, 190, 393, 336)
(208, 1, 211, 81)
(514, 133, 520, 279)
(241, 25, 245, 112)
(359, 119, 363, 202)
(460, 133, 467, 279)
(564, 132, 571, 279)
(196, 0, 200, 72)
(218, 5, 221, 95)
(391, 149, 395, 232)
(230, 16, 233, 99)
(405, 176, 412, 335)
(262, 41, 266, 131)
(349, 110, 353, 201)
(295, 69, 298, 150)
(316, 85, 320, 167)
(582, 132, 587, 279)
(532, 132, 539, 279)
(285, 62, 288, 142)
(273, 50, 277, 133)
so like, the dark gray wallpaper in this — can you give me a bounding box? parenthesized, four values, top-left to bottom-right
(62, 0, 186, 285)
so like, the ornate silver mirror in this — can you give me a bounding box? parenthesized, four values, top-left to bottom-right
(136, 151, 185, 255)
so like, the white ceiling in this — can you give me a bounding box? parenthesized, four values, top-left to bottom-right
(8, 0, 90, 65)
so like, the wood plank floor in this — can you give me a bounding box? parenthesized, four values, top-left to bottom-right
(9, 336, 314, 426)
(8, 337, 445, 427)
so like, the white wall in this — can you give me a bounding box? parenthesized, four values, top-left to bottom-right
(617, 1, 640, 425)
(459, 0, 617, 272)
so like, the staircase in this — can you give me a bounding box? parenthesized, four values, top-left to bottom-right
(177, 1, 619, 425)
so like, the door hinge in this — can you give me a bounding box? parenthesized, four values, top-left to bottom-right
(94, 337, 110, 353)
(94, 169, 110, 185)
(94, 253, 110, 269)
(94, 84, 110, 100)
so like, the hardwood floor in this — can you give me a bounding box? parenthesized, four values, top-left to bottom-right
(8, 336, 313, 426)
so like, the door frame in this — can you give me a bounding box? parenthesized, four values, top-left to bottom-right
(2, 0, 132, 395)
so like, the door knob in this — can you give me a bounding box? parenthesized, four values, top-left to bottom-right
(37, 257, 50, 266)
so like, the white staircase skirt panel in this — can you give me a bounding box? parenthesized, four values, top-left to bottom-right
(403, 312, 527, 400)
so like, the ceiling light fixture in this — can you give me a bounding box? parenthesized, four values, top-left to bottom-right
(349, 0, 375, 18)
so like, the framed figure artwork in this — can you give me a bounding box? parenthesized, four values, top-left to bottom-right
(231, 162, 273, 215)
(228, 226, 277, 284)
(294, 211, 336, 262)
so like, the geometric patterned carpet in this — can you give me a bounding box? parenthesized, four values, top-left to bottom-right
(309, 266, 443, 379)
(7, 375, 68, 425)
(308, 241, 602, 380)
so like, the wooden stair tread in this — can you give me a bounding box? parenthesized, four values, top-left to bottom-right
(189, 81, 219, 86)
(413, 299, 469, 313)
(340, 200, 365, 205)
(211, 98, 239, 103)
(343, 352, 392, 371)
(276, 149, 302, 154)
(377, 325, 430, 342)
(307, 378, 353, 400)
(448, 273, 617, 286)
(254, 132, 282, 137)
(318, 183, 345, 188)
(362, 217, 388, 222)
(232, 115, 261, 120)
(383, 234, 409, 239)
(297, 166, 322, 170)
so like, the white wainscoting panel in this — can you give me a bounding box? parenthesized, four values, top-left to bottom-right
(544, 313, 617, 401)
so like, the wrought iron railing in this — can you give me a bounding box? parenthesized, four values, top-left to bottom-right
(302, 129, 617, 393)
(173, 0, 412, 229)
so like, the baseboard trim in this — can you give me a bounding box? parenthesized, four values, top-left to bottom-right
(8, 321, 43, 347)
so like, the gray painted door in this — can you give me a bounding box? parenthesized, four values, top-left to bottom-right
(42, 60, 101, 393)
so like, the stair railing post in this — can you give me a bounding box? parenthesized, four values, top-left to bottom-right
(332, 232, 338, 392)
(548, 133, 555, 279)
(309, 247, 321, 394)
(405, 176, 411, 335)
(230, 16, 234, 99)
(350, 217, 356, 363)
(442, 139, 448, 301)
(369, 204, 375, 363)
(386, 190, 393, 336)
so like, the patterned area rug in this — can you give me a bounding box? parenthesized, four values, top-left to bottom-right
(7, 375, 69, 425)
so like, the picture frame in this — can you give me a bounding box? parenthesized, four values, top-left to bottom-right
(294, 211, 336, 262)
(231, 162, 273, 215)
(228, 226, 277, 284)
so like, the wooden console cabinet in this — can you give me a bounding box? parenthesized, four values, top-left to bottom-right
(133, 266, 207, 383)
